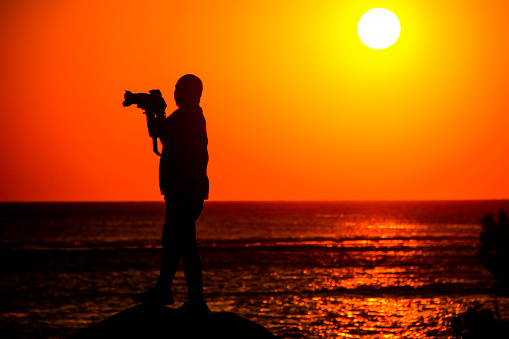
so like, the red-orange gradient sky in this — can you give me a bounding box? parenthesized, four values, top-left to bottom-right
(1, 0, 508, 201)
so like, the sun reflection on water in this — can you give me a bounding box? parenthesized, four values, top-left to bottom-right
(196, 212, 505, 337)
(253, 295, 487, 338)
(305, 266, 425, 291)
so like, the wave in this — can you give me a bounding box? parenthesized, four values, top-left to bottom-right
(0, 235, 479, 252)
(255, 284, 492, 299)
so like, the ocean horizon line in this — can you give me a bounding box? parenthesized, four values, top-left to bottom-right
(1, 198, 509, 204)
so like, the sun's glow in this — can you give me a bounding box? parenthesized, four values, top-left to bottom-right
(358, 8, 401, 49)
(1, 0, 506, 201)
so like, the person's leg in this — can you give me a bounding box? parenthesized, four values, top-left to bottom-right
(133, 196, 179, 304)
(157, 196, 183, 288)
(179, 200, 205, 302)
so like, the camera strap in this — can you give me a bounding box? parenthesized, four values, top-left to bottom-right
(152, 137, 162, 156)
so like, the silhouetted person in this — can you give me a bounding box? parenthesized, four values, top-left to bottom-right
(133, 74, 210, 314)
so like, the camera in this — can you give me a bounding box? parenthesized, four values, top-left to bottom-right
(123, 89, 167, 118)
(123, 89, 167, 156)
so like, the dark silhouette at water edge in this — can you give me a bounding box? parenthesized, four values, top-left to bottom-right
(71, 304, 276, 338)
(452, 306, 509, 339)
(479, 210, 509, 296)
(451, 210, 509, 338)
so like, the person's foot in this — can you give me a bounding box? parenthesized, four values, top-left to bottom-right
(132, 287, 175, 305)
(177, 299, 211, 314)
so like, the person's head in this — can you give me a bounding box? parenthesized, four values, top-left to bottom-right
(174, 74, 203, 108)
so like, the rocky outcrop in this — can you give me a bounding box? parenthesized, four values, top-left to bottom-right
(71, 304, 277, 339)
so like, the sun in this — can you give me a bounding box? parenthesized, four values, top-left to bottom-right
(358, 8, 401, 49)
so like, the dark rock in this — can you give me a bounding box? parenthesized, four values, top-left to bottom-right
(479, 210, 509, 295)
(71, 304, 276, 339)
(452, 306, 509, 339)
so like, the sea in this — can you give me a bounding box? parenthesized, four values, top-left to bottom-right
(1, 200, 509, 338)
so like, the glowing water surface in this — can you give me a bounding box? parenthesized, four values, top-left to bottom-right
(2, 201, 509, 338)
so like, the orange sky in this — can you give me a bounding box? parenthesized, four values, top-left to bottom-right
(1, 0, 508, 201)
